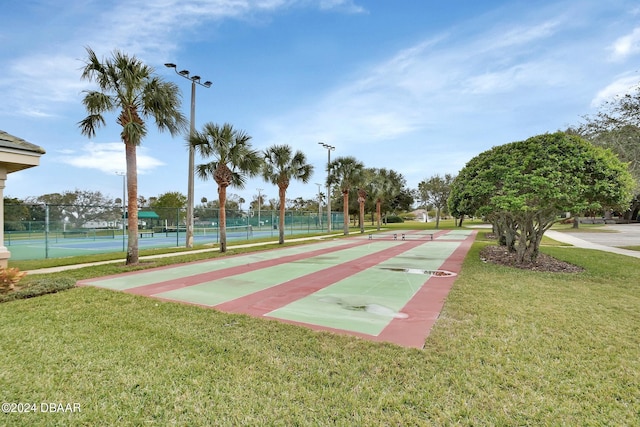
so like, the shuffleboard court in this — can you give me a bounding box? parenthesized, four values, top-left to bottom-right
(79, 229, 477, 348)
(265, 240, 462, 336)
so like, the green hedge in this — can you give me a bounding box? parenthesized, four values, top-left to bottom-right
(0, 277, 76, 304)
(385, 215, 404, 223)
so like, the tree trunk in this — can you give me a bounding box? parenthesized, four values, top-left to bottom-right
(342, 191, 349, 235)
(358, 188, 366, 234)
(435, 207, 441, 229)
(125, 142, 139, 265)
(376, 199, 381, 231)
(219, 185, 227, 252)
(278, 185, 287, 244)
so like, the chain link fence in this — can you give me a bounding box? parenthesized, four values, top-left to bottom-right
(3, 204, 344, 260)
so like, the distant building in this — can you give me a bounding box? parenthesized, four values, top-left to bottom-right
(411, 209, 430, 222)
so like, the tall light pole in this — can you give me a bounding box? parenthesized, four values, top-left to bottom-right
(116, 171, 126, 252)
(315, 183, 322, 229)
(165, 63, 212, 248)
(256, 188, 263, 230)
(318, 142, 335, 232)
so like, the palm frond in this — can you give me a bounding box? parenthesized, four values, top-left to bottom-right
(78, 114, 106, 138)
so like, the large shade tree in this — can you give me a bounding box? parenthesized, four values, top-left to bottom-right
(574, 82, 640, 220)
(191, 123, 262, 252)
(35, 190, 120, 229)
(367, 168, 405, 230)
(327, 156, 365, 235)
(418, 173, 455, 229)
(149, 191, 187, 227)
(262, 144, 314, 244)
(449, 132, 634, 263)
(79, 47, 187, 264)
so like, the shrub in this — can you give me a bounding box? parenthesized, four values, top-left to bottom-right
(385, 215, 404, 223)
(0, 267, 27, 294)
(0, 277, 76, 304)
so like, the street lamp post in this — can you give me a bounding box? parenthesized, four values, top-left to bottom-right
(116, 171, 126, 252)
(318, 142, 335, 232)
(256, 188, 263, 230)
(165, 63, 212, 248)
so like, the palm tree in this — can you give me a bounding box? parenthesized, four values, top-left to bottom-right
(191, 123, 262, 252)
(370, 168, 404, 230)
(262, 145, 314, 244)
(328, 156, 365, 235)
(78, 47, 187, 265)
(357, 188, 367, 233)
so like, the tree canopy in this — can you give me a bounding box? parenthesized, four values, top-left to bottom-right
(191, 122, 262, 252)
(418, 173, 454, 229)
(262, 144, 313, 244)
(79, 47, 187, 264)
(150, 191, 187, 226)
(327, 156, 364, 235)
(574, 81, 640, 220)
(449, 132, 634, 263)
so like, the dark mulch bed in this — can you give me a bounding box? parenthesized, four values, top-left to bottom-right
(480, 245, 584, 273)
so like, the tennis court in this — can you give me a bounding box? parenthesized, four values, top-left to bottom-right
(4, 225, 320, 260)
(78, 229, 477, 348)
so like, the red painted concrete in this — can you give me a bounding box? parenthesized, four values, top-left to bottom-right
(375, 230, 477, 348)
(215, 236, 438, 316)
(123, 240, 368, 296)
(80, 229, 475, 349)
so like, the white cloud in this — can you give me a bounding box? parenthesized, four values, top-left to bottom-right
(58, 142, 165, 174)
(318, 0, 366, 13)
(260, 16, 576, 151)
(591, 75, 640, 107)
(478, 19, 561, 54)
(1, 0, 367, 119)
(610, 27, 640, 61)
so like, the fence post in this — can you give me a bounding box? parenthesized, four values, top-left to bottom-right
(176, 207, 180, 247)
(44, 204, 49, 259)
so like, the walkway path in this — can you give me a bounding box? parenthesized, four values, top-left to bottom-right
(546, 224, 640, 259)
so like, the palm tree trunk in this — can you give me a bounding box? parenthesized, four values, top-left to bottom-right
(219, 186, 227, 253)
(125, 142, 139, 265)
(376, 199, 381, 231)
(342, 191, 349, 235)
(358, 188, 366, 234)
(278, 186, 286, 244)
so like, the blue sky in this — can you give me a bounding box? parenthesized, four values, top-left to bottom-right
(2, 0, 640, 207)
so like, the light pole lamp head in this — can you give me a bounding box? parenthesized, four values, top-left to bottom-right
(191, 75, 201, 82)
(203, 81, 212, 88)
(318, 142, 335, 151)
(178, 69, 190, 77)
(164, 63, 177, 69)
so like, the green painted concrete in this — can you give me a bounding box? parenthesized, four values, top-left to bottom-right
(153, 241, 404, 305)
(267, 240, 462, 335)
(266, 268, 425, 335)
(83, 239, 357, 290)
(436, 229, 473, 240)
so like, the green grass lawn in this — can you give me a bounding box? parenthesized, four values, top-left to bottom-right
(1, 228, 639, 425)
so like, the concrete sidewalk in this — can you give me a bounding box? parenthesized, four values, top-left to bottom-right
(546, 226, 640, 259)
